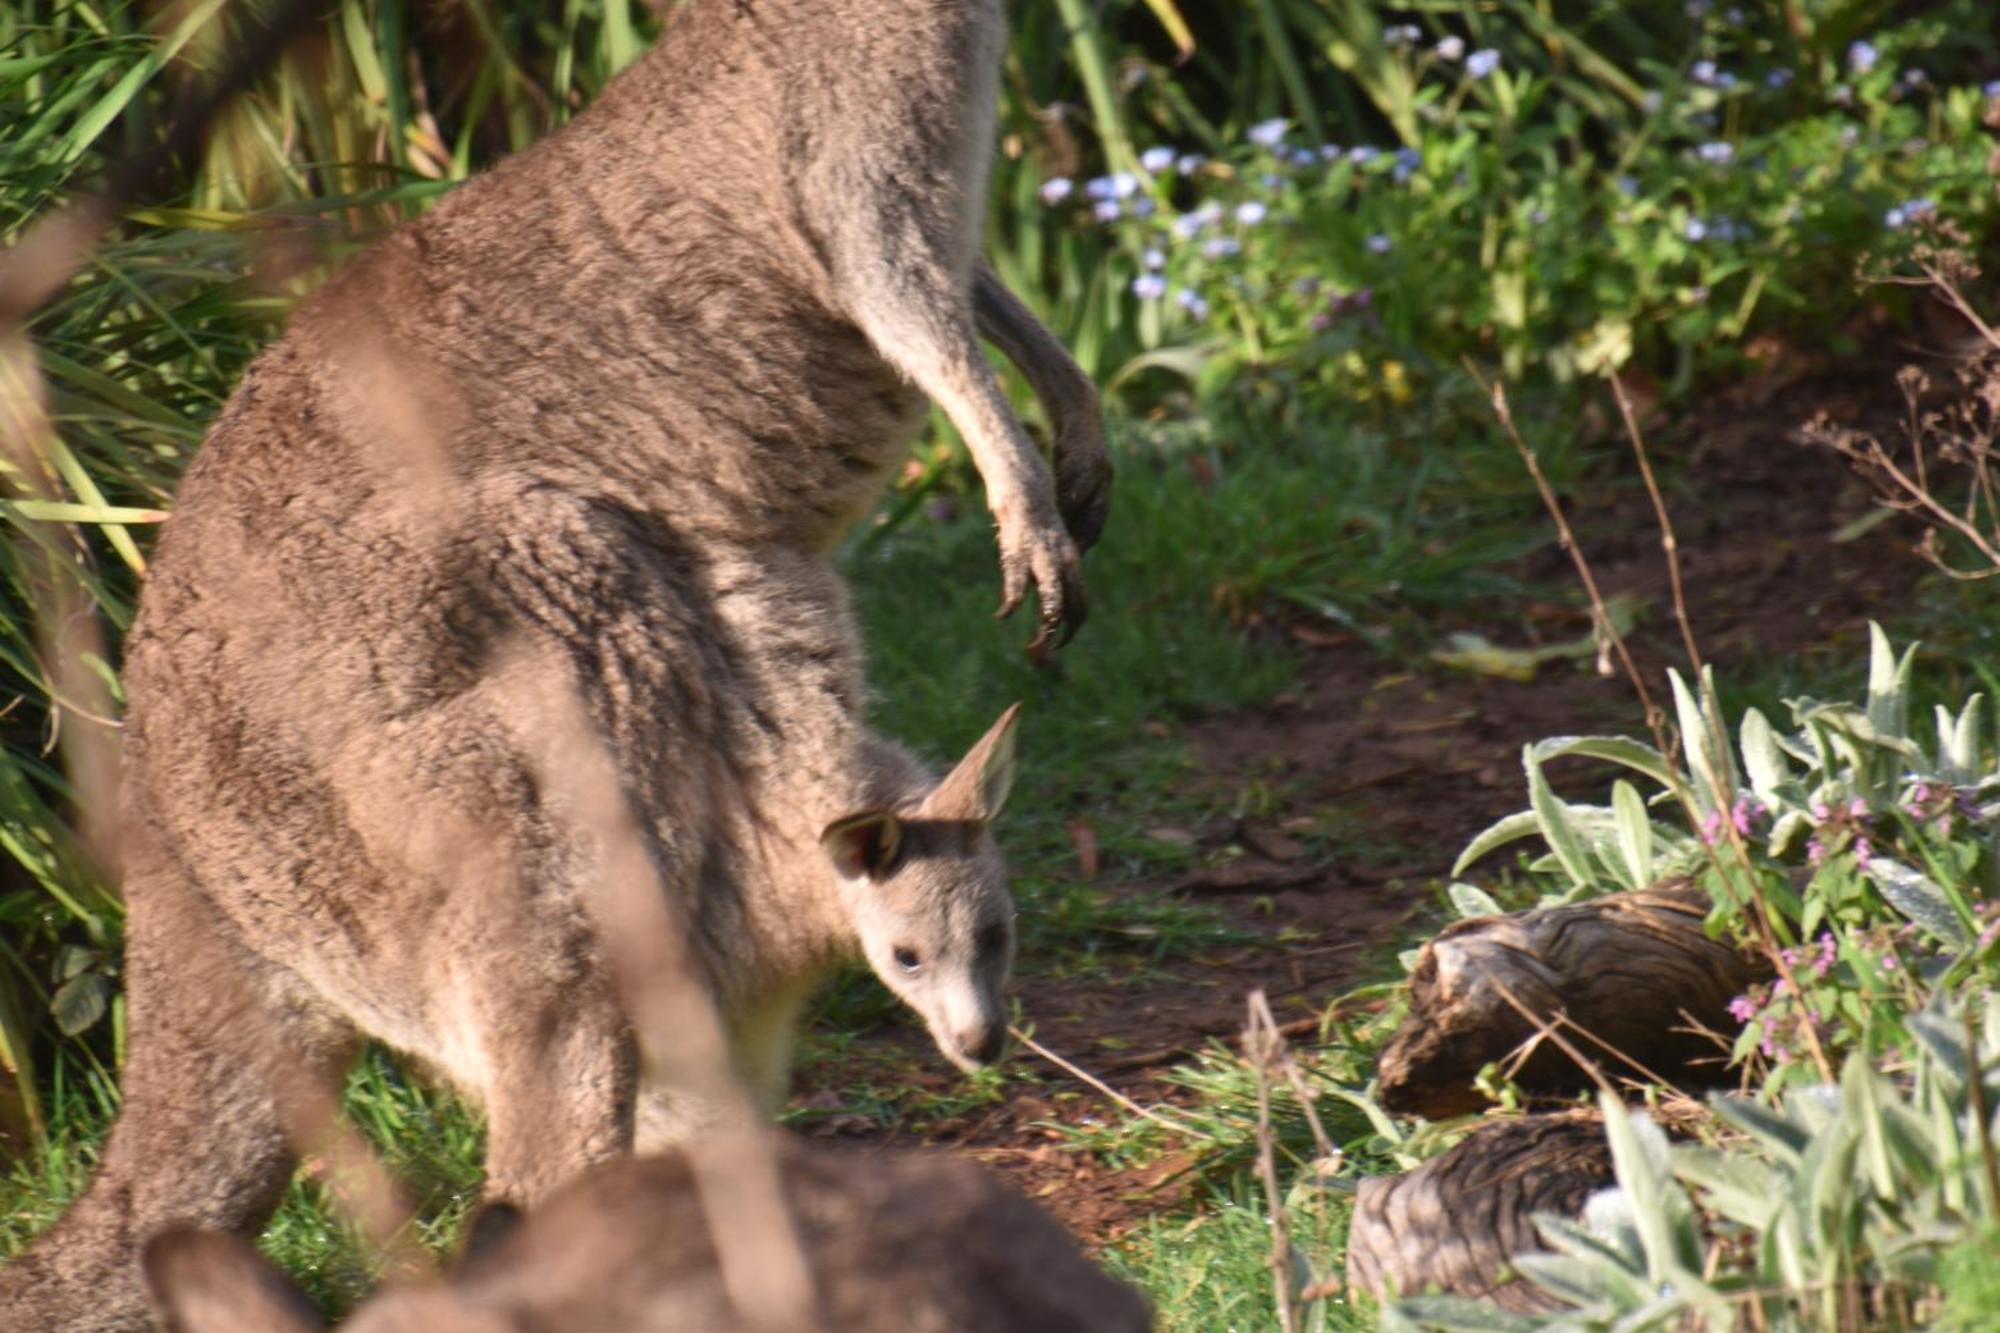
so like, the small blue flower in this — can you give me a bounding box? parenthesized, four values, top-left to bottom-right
(1289, 147, 1318, 169)
(1466, 48, 1502, 79)
(1366, 233, 1393, 254)
(1883, 206, 1907, 230)
(1392, 147, 1423, 182)
(1131, 273, 1167, 300)
(1696, 141, 1736, 165)
(1170, 212, 1206, 241)
(1317, 144, 1343, 162)
(1641, 90, 1663, 113)
(1092, 200, 1122, 223)
(1235, 201, 1270, 226)
(1830, 83, 1854, 106)
(1174, 288, 1209, 319)
(1128, 198, 1157, 220)
(1766, 68, 1794, 89)
(1201, 236, 1242, 260)
(1193, 201, 1226, 225)
(1260, 173, 1284, 190)
(1985, 80, 2000, 98)
(1140, 146, 1177, 174)
(1110, 172, 1141, 199)
(1383, 24, 1421, 48)
(1176, 153, 1208, 175)
(1692, 59, 1719, 85)
(1292, 276, 1321, 296)
(1436, 35, 1465, 62)
(1900, 68, 1927, 88)
(1684, 217, 1709, 242)
(1247, 118, 1291, 148)
(1347, 145, 1380, 165)
(1615, 174, 1639, 196)
(1084, 176, 1119, 201)
(1142, 247, 1167, 271)
(1529, 207, 1550, 225)
(1847, 40, 1878, 74)
(1038, 177, 1074, 205)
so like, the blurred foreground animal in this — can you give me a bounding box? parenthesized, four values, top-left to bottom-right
(143, 1136, 1152, 1332)
(0, 0, 1109, 1326)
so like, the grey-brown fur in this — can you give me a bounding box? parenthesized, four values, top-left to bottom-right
(0, 0, 1107, 1326)
(143, 1135, 1154, 1332)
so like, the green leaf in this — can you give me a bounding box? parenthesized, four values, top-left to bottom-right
(50, 971, 110, 1037)
(1739, 707, 1789, 802)
(1611, 780, 1654, 892)
(1865, 858, 1974, 948)
(1527, 747, 1599, 892)
(1526, 735, 1677, 789)
(1452, 809, 1542, 877)
(1865, 622, 1919, 743)
(1447, 881, 1503, 919)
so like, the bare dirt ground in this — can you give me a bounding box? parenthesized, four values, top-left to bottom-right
(790, 348, 1943, 1246)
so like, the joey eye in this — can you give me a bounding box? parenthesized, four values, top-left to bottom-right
(893, 946, 922, 973)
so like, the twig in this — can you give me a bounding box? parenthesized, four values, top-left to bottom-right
(1243, 990, 1300, 1333)
(1610, 371, 1702, 676)
(1008, 1025, 1213, 1142)
(1464, 358, 1662, 728)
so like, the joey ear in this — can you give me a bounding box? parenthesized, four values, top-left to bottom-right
(925, 703, 1022, 823)
(143, 1229, 325, 1333)
(821, 810, 904, 881)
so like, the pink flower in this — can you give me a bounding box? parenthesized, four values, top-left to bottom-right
(1728, 995, 1757, 1023)
(1814, 932, 1837, 977)
(1848, 797, 1870, 818)
(1854, 837, 1874, 869)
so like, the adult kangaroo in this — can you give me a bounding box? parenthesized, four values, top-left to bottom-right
(0, 0, 1108, 1326)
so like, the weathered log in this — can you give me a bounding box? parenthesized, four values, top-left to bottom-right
(1377, 883, 1768, 1118)
(1346, 1111, 1615, 1312)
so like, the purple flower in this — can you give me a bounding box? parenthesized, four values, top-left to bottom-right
(1814, 932, 1837, 977)
(1808, 837, 1827, 866)
(1697, 141, 1736, 165)
(1091, 200, 1122, 223)
(1436, 36, 1465, 62)
(1235, 201, 1269, 226)
(1692, 60, 1721, 86)
(1366, 233, 1393, 254)
(1289, 147, 1319, 169)
(1767, 69, 1794, 89)
(1131, 273, 1166, 301)
(1142, 247, 1167, 271)
(1348, 145, 1381, 165)
(1392, 147, 1423, 182)
(1140, 146, 1177, 174)
(1248, 118, 1291, 149)
(1699, 809, 1725, 846)
(1811, 801, 1832, 822)
(1201, 236, 1242, 261)
(1880, 951, 1898, 972)
(1684, 218, 1710, 242)
(1174, 287, 1209, 319)
(1848, 797, 1869, 818)
(1847, 41, 1878, 75)
(1728, 995, 1758, 1023)
(1383, 23, 1421, 48)
(1176, 153, 1207, 176)
(1466, 49, 1502, 79)
(1170, 213, 1205, 241)
(1985, 81, 2000, 98)
(1039, 177, 1075, 206)
(1854, 836, 1873, 868)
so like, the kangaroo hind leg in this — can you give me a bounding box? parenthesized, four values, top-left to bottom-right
(0, 866, 350, 1333)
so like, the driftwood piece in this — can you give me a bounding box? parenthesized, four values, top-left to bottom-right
(1346, 1111, 1615, 1312)
(1378, 884, 1768, 1118)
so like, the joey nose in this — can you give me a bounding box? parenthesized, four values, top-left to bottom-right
(960, 1024, 1006, 1067)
